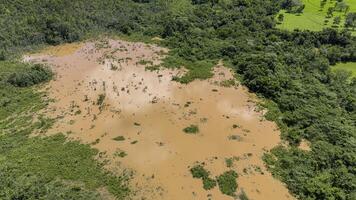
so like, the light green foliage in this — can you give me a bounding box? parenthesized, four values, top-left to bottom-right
(225, 158, 234, 168)
(332, 62, 356, 76)
(164, 56, 215, 84)
(277, 0, 356, 34)
(220, 79, 237, 87)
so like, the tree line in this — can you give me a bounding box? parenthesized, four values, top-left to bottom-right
(0, 0, 355, 199)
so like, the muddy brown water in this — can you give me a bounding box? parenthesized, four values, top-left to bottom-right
(25, 39, 295, 200)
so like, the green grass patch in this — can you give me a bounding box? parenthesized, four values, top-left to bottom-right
(162, 55, 215, 84)
(276, 0, 356, 34)
(0, 61, 49, 121)
(332, 62, 356, 77)
(220, 79, 238, 87)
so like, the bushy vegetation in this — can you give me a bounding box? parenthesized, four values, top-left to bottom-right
(190, 165, 217, 190)
(216, 170, 238, 196)
(113, 136, 126, 141)
(7, 64, 52, 87)
(0, 62, 130, 199)
(1, 0, 355, 200)
(0, 61, 49, 118)
(190, 164, 239, 194)
(183, 124, 199, 134)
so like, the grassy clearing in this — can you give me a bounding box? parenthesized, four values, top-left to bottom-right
(163, 55, 215, 84)
(276, 0, 356, 34)
(332, 62, 356, 76)
(0, 61, 130, 199)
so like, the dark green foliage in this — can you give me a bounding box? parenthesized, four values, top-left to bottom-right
(7, 64, 52, 87)
(0, 61, 49, 119)
(96, 94, 106, 105)
(202, 177, 217, 190)
(190, 165, 209, 179)
(0, 1, 355, 199)
(113, 136, 126, 141)
(183, 124, 199, 134)
(281, 0, 304, 13)
(190, 165, 217, 190)
(345, 12, 356, 29)
(216, 170, 238, 196)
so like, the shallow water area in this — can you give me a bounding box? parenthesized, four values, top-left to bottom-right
(26, 39, 295, 200)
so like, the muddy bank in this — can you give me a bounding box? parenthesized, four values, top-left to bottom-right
(26, 39, 295, 200)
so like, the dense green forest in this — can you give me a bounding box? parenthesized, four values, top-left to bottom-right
(0, 0, 355, 200)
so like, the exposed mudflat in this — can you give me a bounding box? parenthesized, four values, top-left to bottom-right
(25, 39, 295, 200)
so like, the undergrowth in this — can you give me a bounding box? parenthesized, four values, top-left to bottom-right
(0, 61, 130, 199)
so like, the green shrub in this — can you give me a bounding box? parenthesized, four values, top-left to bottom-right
(7, 64, 52, 87)
(96, 94, 106, 105)
(113, 136, 125, 141)
(202, 177, 217, 190)
(183, 124, 199, 134)
(0, 171, 100, 200)
(190, 165, 217, 190)
(238, 190, 249, 200)
(190, 165, 209, 179)
(216, 170, 238, 196)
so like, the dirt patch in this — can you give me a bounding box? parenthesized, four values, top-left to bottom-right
(26, 39, 295, 200)
(299, 139, 311, 151)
